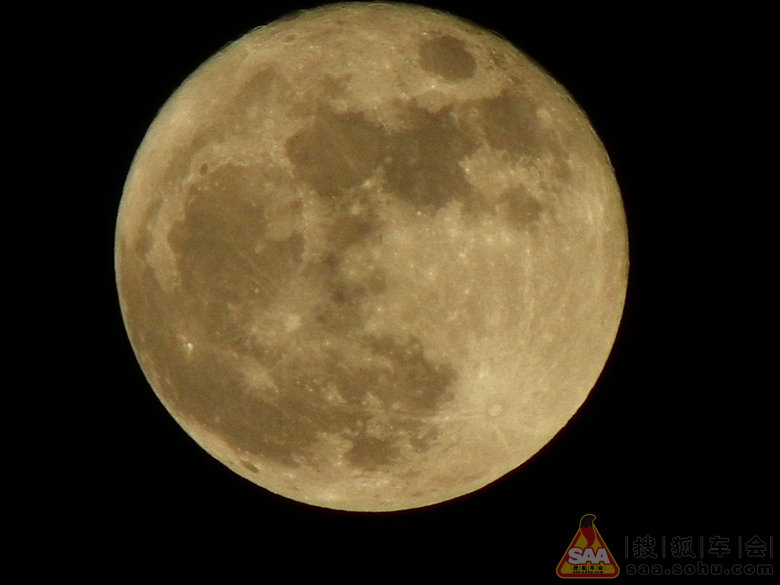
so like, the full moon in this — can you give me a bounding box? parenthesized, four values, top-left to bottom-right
(116, 2, 628, 511)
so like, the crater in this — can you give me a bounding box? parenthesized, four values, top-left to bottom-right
(419, 35, 476, 80)
(161, 131, 214, 190)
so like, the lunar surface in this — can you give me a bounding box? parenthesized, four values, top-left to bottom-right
(115, 2, 628, 511)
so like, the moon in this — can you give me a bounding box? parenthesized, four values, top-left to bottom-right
(115, 2, 628, 512)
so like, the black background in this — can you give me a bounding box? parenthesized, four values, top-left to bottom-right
(50, 0, 774, 578)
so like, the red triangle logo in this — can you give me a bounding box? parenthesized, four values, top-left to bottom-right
(556, 514, 620, 578)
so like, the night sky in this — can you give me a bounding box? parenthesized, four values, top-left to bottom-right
(40, 1, 774, 578)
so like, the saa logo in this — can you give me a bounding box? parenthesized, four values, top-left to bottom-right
(556, 514, 619, 579)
